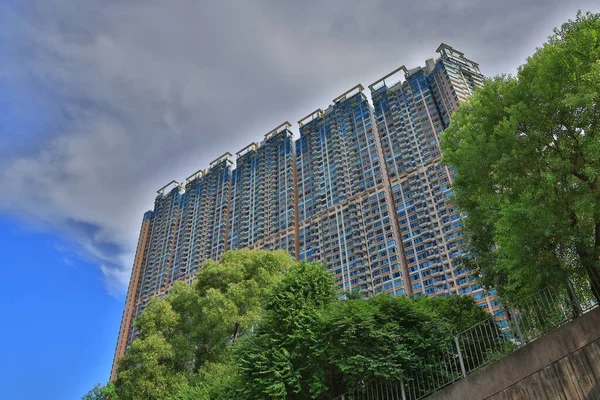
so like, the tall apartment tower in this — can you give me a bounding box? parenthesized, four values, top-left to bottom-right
(232, 123, 297, 256)
(296, 86, 407, 295)
(110, 44, 499, 380)
(370, 43, 486, 299)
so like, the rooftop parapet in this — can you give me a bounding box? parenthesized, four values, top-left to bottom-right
(436, 43, 479, 67)
(298, 85, 367, 131)
(209, 152, 233, 168)
(298, 109, 323, 127)
(236, 142, 258, 158)
(265, 121, 292, 140)
(436, 43, 464, 57)
(369, 65, 408, 92)
(332, 84, 364, 104)
(156, 180, 182, 195)
(370, 43, 478, 93)
(185, 168, 206, 183)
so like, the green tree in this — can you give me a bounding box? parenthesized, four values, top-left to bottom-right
(320, 295, 451, 388)
(117, 333, 186, 400)
(107, 250, 490, 400)
(81, 383, 118, 400)
(420, 295, 492, 334)
(114, 249, 293, 400)
(441, 11, 600, 302)
(82, 384, 105, 400)
(237, 261, 336, 399)
(167, 362, 242, 400)
(237, 261, 490, 399)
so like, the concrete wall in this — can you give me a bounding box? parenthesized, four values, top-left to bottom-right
(426, 307, 600, 400)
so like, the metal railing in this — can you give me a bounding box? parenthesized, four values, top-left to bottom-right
(333, 280, 598, 400)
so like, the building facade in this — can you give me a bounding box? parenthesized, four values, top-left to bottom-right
(110, 44, 500, 380)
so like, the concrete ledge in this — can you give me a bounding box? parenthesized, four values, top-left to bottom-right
(426, 307, 600, 400)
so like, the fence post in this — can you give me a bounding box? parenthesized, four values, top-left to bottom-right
(454, 335, 467, 378)
(511, 307, 525, 346)
(566, 278, 583, 316)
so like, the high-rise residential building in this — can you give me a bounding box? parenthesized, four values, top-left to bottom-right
(369, 43, 486, 299)
(295, 85, 408, 296)
(230, 123, 297, 256)
(110, 44, 500, 380)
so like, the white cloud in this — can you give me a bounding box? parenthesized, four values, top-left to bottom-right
(1, 0, 598, 297)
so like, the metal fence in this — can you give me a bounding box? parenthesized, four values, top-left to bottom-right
(333, 280, 598, 400)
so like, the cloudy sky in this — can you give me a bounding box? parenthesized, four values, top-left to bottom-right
(2, 0, 599, 299)
(3, 1, 600, 397)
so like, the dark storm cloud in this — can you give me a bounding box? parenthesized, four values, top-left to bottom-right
(1, 0, 598, 296)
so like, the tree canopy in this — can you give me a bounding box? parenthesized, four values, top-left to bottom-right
(441, 11, 600, 302)
(236, 260, 490, 399)
(114, 249, 294, 400)
(87, 250, 489, 400)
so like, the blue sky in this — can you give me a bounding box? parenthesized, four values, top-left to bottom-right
(0, 215, 121, 399)
(2, 1, 600, 399)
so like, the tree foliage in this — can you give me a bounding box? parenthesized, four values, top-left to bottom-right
(236, 261, 337, 399)
(441, 11, 600, 302)
(112, 249, 293, 400)
(81, 383, 118, 400)
(236, 262, 489, 399)
(86, 250, 490, 399)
